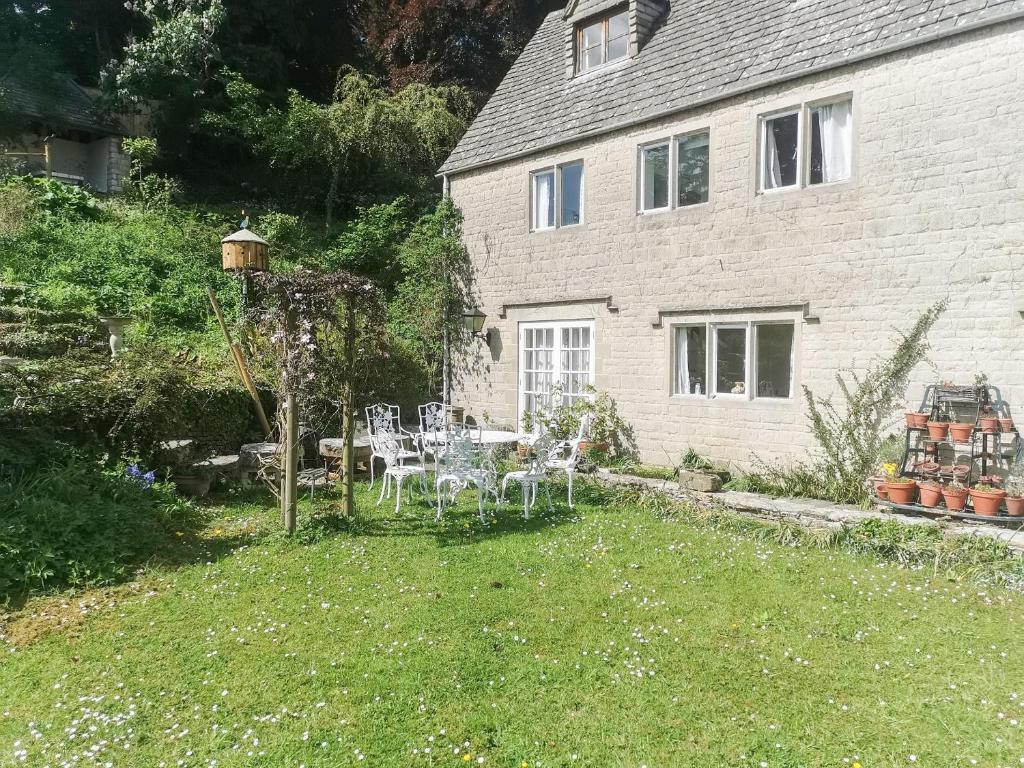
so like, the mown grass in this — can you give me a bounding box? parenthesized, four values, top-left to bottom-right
(1, 479, 1023, 768)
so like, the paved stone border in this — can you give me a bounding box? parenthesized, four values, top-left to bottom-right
(595, 469, 1024, 555)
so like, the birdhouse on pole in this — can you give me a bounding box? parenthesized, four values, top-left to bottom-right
(221, 228, 269, 272)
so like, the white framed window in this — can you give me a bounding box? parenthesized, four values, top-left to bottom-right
(577, 9, 629, 74)
(676, 131, 710, 207)
(671, 320, 795, 401)
(519, 320, 595, 425)
(638, 129, 711, 214)
(640, 142, 670, 212)
(759, 96, 853, 193)
(531, 161, 584, 231)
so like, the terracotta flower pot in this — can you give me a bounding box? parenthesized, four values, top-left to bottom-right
(1005, 496, 1024, 517)
(969, 487, 1005, 516)
(942, 487, 969, 511)
(870, 476, 888, 501)
(580, 441, 610, 454)
(913, 460, 940, 475)
(904, 411, 929, 428)
(925, 422, 949, 440)
(940, 464, 970, 480)
(998, 417, 1014, 432)
(978, 416, 1000, 434)
(948, 423, 974, 442)
(885, 480, 917, 504)
(918, 483, 943, 508)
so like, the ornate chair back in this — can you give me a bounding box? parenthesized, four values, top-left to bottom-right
(418, 402, 453, 436)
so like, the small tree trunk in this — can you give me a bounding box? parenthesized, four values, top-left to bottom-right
(342, 300, 356, 518)
(325, 165, 341, 231)
(283, 391, 298, 533)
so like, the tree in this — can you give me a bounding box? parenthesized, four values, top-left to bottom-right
(101, 0, 228, 105)
(355, 0, 559, 101)
(205, 68, 473, 226)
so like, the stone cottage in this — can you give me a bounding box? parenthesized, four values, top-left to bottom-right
(439, 0, 1024, 467)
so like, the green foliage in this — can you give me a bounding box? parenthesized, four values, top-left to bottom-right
(0, 432, 199, 600)
(523, 385, 636, 459)
(1, 348, 261, 460)
(390, 198, 473, 399)
(724, 462, 868, 506)
(679, 448, 715, 471)
(205, 69, 473, 224)
(802, 301, 945, 492)
(0, 182, 237, 343)
(102, 0, 227, 104)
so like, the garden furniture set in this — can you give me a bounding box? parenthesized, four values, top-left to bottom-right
(364, 400, 590, 518)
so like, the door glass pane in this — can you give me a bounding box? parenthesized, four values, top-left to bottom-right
(559, 162, 583, 226)
(756, 324, 794, 398)
(642, 144, 669, 210)
(715, 327, 747, 395)
(677, 132, 710, 206)
(762, 112, 799, 190)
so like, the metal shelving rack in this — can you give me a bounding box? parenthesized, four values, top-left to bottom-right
(892, 383, 1022, 521)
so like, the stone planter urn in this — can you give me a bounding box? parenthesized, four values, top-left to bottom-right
(98, 316, 131, 358)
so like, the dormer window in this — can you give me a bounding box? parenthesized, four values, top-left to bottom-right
(577, 9, 629, 74)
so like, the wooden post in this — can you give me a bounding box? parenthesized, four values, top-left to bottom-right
(208, 288, 273, 436)
(342, 299, 356, 518)
(283, 391, 298, 533)
(43, 140, 52, 179)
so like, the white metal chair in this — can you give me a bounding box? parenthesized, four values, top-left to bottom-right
(418, 402, 455, 471)
(500, 432, 556, 519)
(546, 414, 590, 508)
(365, 403, 419, 489)
(435, 427, 498, 523)
(375, 430, 428, 512)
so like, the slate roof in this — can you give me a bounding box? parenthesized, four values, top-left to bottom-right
(0, 75, 120, 135)
(439, 0, 1024, 175)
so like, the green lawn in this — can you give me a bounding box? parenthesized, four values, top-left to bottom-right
(2, 480, 1022, 768)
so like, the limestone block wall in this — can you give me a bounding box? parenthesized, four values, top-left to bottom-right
(448, 20, 1024, 469)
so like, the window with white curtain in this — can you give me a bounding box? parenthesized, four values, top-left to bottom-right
(672, 320, 795, 400)
(531, 162, 584, 231)
(809, 99, 852, 185)
(519, 321, 595, 425)
(759, 96, 853, 193)
(531, 170, 555, 230)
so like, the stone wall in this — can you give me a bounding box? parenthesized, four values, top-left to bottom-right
(448, 20, 1024, 469)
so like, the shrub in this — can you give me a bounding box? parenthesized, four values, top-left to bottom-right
(0, 432, 199, 601)
(0, 348, 263, 462)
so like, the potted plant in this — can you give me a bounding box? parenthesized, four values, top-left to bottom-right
(1005, 476, 1024, 517)
(882, 463, 917, 504)
(925, 420, 949, 440)
(978, 415, 1000, 434)
(969, 483, 1005, 516)
(97, 287, 134, 358)
(998, 416, 1014, 432)
(942, 480, 969, 511)
(904, 411, 929, 428)
(918, 480, 943, 508)
(869, 474, 888, 501)
(948, 422, 974, 442)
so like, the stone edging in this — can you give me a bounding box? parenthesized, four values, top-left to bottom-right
(594, 469, 1024, 555)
